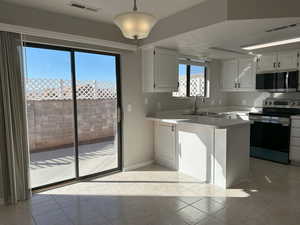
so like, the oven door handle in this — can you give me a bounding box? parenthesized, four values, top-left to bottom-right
(250, 120, 290, 126)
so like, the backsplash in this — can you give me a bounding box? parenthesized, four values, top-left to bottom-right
(227, 92, 300, 107)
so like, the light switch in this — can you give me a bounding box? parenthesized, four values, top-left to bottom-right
(127, 104, 132, 112)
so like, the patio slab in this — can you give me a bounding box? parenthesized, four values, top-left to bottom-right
(30, 140, 118, 188)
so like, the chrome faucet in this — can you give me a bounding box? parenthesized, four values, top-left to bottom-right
(193, 95, 205, 113)
(193, 95, 199, 113)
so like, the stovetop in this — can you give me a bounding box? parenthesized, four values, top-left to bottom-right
(249, 98, 300, 118)
(249, 111, 298, 118)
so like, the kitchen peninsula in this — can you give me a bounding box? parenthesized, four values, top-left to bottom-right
(147, 110, 250, 188)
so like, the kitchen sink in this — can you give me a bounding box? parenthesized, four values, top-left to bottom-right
(183, 112, 220, 116)
(183, 111, 241, 119)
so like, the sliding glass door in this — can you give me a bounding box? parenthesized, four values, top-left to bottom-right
(74, 52, 119, 177)
(24, 43, 121, 189)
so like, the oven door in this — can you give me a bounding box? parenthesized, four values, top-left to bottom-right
(250, 119, 290, 164)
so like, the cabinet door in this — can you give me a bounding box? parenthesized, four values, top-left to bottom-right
(154, 48, 178, 91)
(277, 51, 299, 71)
(221, 60, 238, 90)
(238, 58, 255, 90)
(155, 123, 176, 169)
(177, 124, 214, 182)
(257, 54, 277, 72)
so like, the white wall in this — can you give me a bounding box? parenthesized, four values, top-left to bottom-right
(121, 51, 155, 169)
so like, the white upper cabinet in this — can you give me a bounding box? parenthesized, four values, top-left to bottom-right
(238, 58, 256, 90)
(142, 47, 178, 92)
(277, 51, 299, 71)
(221, 59, 238, 90)
(257, 50, 299, 72)
(221, 58, 255, 91)
(257, 53, 277, 72)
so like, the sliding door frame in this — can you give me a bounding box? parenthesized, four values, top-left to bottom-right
(23, 42, 123, 190)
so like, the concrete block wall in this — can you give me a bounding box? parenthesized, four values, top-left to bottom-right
(27, 99, 116, 151)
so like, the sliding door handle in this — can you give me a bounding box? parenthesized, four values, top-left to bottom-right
(117, 107, 121, 123)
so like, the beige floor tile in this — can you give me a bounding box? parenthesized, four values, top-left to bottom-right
(176, 205, 209, 224)
(2, 159, 300, 225)
(192, 198, 224, 214)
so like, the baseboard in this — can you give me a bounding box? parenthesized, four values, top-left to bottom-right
(123, 160, 154, 171)
(290, 160, 300, 166)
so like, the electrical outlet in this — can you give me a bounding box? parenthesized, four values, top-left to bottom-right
(157, 102, 161, 110)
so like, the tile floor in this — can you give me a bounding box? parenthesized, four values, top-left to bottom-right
(1, 158, 300, 225)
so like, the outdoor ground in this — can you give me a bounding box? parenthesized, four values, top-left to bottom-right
(30, 140, 118, 188)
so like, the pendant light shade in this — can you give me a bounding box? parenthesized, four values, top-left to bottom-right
(114, 0, 157, 40)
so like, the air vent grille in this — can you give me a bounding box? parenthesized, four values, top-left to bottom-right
(69, 1, 100, 12)
(266, 23, 299, 33)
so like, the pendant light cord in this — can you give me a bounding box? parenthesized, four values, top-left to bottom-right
(133, 0, 137, 11)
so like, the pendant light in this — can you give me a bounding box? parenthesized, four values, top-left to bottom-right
(114, 0, 157, 40)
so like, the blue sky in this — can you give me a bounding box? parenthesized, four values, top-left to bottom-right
(179, 64, 204, 76)
(24, 47, 116, 82)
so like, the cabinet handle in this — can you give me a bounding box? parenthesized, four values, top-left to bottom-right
(171, 125, 174, 132)
(238, 83, 240, 88)
(278, 62, 281, 68)
(234, 83, 237, 88)
(273, 62, 276, 68)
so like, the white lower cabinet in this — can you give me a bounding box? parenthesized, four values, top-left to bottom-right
(177, 123, 214, 183)
(154, 121, 250, 188)
(290, 117, 300, 164)
(154, 122, 177, 169)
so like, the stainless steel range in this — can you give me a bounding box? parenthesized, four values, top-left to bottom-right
(249, 98, 300, 164)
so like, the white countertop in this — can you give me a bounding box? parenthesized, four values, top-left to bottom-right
(146, 106, 258, 128)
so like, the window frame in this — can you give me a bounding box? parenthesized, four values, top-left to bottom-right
(174, 63, 208, 98)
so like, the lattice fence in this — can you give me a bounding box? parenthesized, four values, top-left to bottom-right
(26, 78, 116, 100)
(173, 75, 205, 97)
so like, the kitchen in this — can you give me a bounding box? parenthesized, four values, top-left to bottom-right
(141, 24, 300, 189)
(2, 1, 300, 225)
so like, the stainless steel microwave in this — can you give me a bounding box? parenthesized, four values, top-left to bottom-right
(256, 71, 299, 92)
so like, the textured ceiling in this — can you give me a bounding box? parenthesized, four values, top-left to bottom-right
(3, 0, 208, 24)
(148, 18, 300, 59)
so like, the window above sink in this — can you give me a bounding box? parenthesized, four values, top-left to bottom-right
(173, 63, 208, 98)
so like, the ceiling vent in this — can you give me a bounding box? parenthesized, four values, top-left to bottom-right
(266, 23, 299, 33)
(69, 1, 100, 12)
